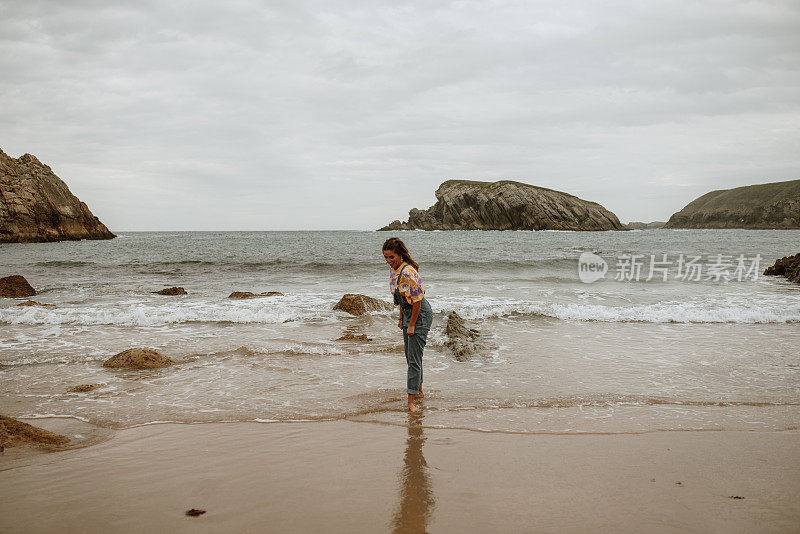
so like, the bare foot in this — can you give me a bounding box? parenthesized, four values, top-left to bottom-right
(416, 385, 424, 399)
(407, 394, 420, 412)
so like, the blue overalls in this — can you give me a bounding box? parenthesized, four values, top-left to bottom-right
(394, 265, 434, 396)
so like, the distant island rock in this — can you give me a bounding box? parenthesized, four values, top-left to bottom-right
(0, 149, 115, 243)
(625, 221, 666, 230)
(664, 179, 800, 229)
(378, 180, 625, 231)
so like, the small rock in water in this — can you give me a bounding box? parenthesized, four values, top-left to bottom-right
(336, 332, 372, 342)
(16, 300, 54, 307)
(228, 291, 284, 299)
(185, 509, 206, 517)
(69, 384, 101, 393)
(0, 414, 70, 447)
(333, 294, 394, 316)
(0, 275, 36, 298)
(444, 311, 481, 361)
(103, 348, 175, 369)
(728, 495, 745, 499)
(155, 287, 187, 295)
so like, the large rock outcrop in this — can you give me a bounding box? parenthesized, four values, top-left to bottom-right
(0, 149, 115, 243)
(379, 180, 625, 231)
(664, 180, 800, 229)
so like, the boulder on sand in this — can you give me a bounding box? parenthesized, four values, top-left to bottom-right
(333, 294, 394, 316)
(0, 275, 36, 297)
(228, 291, 284, 299)
(155, 287, 187, 295)
(444, 311, 481, 361)
(0, 414, 70, 448)
(103, 348, 175, 369)
(763, 253, 800, 284)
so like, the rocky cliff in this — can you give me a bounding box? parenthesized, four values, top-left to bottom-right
(379, 180, 625, 231)
(664, 180, 800, 229)
(0, 149, 115, 243)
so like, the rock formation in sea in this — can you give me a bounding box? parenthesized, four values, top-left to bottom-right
(0, 149, 115, 243)
(378, 179, 625, 231)
(103, 348, 175, 369)
(625, 221, 666, 230)
(0, 275, 36, 297)
(333, 294, 394, 316)
(664, 179, 800, 229)
(763, 253, 800, 284)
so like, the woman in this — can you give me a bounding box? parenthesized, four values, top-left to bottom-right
(382, 237, 434, 412)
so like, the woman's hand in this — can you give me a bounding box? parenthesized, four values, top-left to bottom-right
(407, 324, 415, 336)
(398, 317, 403, 330)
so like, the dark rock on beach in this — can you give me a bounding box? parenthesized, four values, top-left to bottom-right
(0, 414, 70, 448)
(0, 149, 115, 243)
(0, 275, 36, 297)
(763, 253, 800, 284)
(155, 287, 187, 296)
(103, 348, 175, 369)
(333, 294, 394, 316)
(664, 179, 800, 229)
(228, 291, 284, 299)
(443, 311, 481, 361)
(379, 179, 625, 231)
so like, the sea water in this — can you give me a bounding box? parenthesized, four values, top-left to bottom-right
(1, 230, 798, 433)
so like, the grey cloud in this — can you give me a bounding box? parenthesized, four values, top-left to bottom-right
(1, 0, 798, 230)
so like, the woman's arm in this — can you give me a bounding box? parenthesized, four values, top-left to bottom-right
(407, 300, 421, 335)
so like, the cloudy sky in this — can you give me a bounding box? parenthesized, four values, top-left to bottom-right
(1, 0, 798, 230)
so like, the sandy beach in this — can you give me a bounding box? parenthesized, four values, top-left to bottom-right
(2, 417, 799, 534)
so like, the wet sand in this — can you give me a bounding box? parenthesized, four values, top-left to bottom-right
(1, 418, 798, 533)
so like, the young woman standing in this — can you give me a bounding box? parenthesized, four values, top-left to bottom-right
(382, 237, 434, 412)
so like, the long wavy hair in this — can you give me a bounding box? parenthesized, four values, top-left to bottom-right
(382, 237, 419, 271)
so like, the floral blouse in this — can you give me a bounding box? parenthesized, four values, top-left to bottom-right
(389, 262, 425, 304)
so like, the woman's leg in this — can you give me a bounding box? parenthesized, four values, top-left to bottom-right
(405, 326, 429, 410)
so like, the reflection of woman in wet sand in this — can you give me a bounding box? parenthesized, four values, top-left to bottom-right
(383, 238, 434, 412)
(392, 412, 435, 533)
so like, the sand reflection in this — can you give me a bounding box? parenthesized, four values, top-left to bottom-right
(391, 411, 436, 533)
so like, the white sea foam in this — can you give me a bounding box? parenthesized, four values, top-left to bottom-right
(3, 294, 798, 325)
(432, 296, 800, 323)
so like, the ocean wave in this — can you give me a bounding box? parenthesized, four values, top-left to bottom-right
(0, 298, 338, 326)
(2, 296, 798, 325)
(435, 296, 800, 323)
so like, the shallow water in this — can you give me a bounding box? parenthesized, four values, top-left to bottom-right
(1, 230, 799, 432)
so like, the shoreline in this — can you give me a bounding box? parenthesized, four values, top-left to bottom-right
(2, 419, 798, 533)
